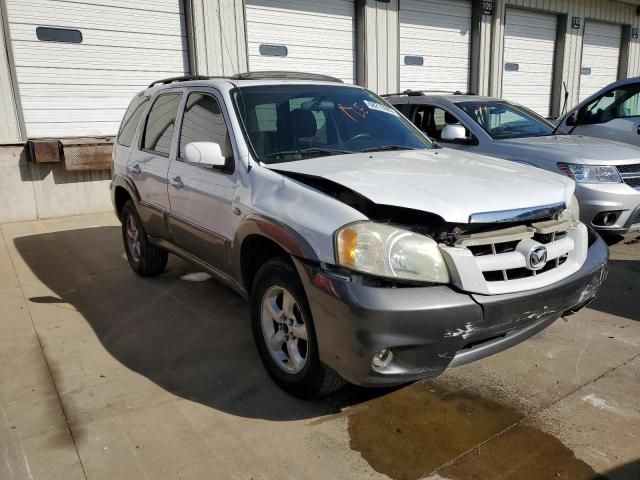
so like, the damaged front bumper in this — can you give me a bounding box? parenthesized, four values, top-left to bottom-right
(293, 230, 609, 387)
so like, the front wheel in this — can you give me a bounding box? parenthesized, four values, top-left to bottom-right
(250, 258, 345, 398)
(121, 200, 168, 277)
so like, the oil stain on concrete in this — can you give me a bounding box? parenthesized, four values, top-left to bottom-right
(347, 381, 598, 480)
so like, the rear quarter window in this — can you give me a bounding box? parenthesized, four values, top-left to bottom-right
(117, 96, 149, 147)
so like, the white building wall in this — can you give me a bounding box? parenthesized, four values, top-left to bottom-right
(189, 0, 248, 76)
(357, 0, 399, 95)
(487, 0, 640, 114)
(0, 3, 22, 143)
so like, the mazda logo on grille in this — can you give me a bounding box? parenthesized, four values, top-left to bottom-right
(529, 246, 548, 270)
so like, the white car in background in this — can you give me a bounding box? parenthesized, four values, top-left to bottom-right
(556, 77, 640, 148)
(386, 92, 640, 235)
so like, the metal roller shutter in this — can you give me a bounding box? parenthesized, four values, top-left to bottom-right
(399, 0, 472, 93)
(579, 21, 622, 103)
(245, 0, 355, 84)
(502, 9, 557, 117)
(4, 0, 189, 139)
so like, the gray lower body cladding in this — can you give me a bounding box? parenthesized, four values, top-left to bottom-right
(294, 231, 609, 387)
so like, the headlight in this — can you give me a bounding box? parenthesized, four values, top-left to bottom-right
(557, 163, 621, 183)
(559, 194, 580, 222)
(335, 222, 450, 283)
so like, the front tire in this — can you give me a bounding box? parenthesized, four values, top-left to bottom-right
(121, 200, 168, 277)
(250, 258, 345, 399)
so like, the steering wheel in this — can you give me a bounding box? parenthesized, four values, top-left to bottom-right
(347, 133, 374, 143)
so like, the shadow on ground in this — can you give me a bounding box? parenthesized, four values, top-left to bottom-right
(587, 259, 640, 322)
(14, 226, 395, 421)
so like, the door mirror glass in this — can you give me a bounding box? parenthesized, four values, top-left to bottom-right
(184, 142, 226, 168)
(441, 124, 469, 143)
(566, 111, 578, 126)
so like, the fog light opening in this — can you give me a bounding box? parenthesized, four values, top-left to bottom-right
(593, 211, 621, 227)
(372, 348, 394, 370)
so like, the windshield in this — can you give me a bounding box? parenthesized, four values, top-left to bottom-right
(232, 84, 431, 163)
(457, 101, 558, 139)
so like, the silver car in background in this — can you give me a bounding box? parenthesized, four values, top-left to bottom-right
(386, 92, 640, 235)
(556, 77, 640, 148)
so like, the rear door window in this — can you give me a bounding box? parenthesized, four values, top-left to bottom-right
(141, 92, 183, 156)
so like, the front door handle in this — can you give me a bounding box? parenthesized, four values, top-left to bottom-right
(130, 164, 141, 175)
(636, 124, 640, 135)
(169, 176, 184, 189)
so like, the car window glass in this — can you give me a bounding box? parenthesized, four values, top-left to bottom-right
(410, 105, 463, 141)
(179, 92, 233, 164)
(582, 84, 640, 124)
(457, 101, 553, 139)
(142, 93, 182, 156)
(117, 96, 149, 147)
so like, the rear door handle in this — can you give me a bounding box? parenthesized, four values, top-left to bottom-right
(130, 164, 141, 175)
(169, 176, 184, 189)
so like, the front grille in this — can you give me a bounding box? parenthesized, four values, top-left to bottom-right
(625, 177, 640, 189)
(616, 163, 640, 174)
(617, 164, 640, 190)
(440, 220, 587, 295)
(482, 255, 568, 282)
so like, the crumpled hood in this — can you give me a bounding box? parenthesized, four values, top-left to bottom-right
(267, 149, 574, 224)
(500, 135, 640, 165)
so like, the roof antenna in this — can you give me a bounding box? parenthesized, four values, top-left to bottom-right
(550, 81, 569, 136)
(219, 30, 253, 171)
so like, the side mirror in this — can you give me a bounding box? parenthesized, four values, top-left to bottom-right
(184, 142, 226, 168)
(565, 111, 579, 126)
(441, 124, 469, 143)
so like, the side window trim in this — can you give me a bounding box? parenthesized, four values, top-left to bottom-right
(175, 88, 238, 175)
(139, 90, 184, 158)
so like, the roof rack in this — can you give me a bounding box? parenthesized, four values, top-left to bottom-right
(381, 89, 474, 97)
(148, 75, 212, 88)
(147, 71, 344, 89)
(230, 71, 343, 83)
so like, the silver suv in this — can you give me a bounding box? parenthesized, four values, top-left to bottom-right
(385, 92, 640, 234)
(110, 72, 608, 398)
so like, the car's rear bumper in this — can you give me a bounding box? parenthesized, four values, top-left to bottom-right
(294, 231, 609, 387)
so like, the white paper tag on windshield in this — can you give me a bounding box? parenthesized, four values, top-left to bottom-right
(363, 100, 399, 117)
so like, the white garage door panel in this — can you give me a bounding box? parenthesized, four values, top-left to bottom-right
(6, 0, 189, 138)
(14, 68, 186, 86)
(12, 44, 188, 72)
(502, 9, 557, 117)
(9, 0, 186, 34)
(9, 24, 187, 51)
(27, 123, 123, 139)
(399, 0, 471, 92)
(579, 21, 621, 103)
(246, 0, 355, 83)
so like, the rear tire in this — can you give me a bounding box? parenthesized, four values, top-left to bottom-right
(250, 257, 345, 399)
(121, 200, 168, 277)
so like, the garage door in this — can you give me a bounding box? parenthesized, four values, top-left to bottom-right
(502, 9, 557, 117)
(4, 0, 189, 139)
(399, 0, 472, 92)
(579, 21, 622, 103)
(245, 0, 355, 83)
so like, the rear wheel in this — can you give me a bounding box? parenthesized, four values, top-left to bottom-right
(121, 200, 168, 277)
(250, 258, 345, 398)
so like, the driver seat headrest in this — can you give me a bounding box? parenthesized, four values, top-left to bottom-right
(444, 111, 459, 124)
(290, 109, 317, 139)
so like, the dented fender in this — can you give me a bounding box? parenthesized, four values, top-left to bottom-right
(235, 165, 367, 265)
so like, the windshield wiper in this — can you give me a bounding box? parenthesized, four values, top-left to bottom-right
(359, 145, 420, 153)
(263, 147, 353, 160)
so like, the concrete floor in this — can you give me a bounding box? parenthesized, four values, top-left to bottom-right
(0, 213, 638, 480)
